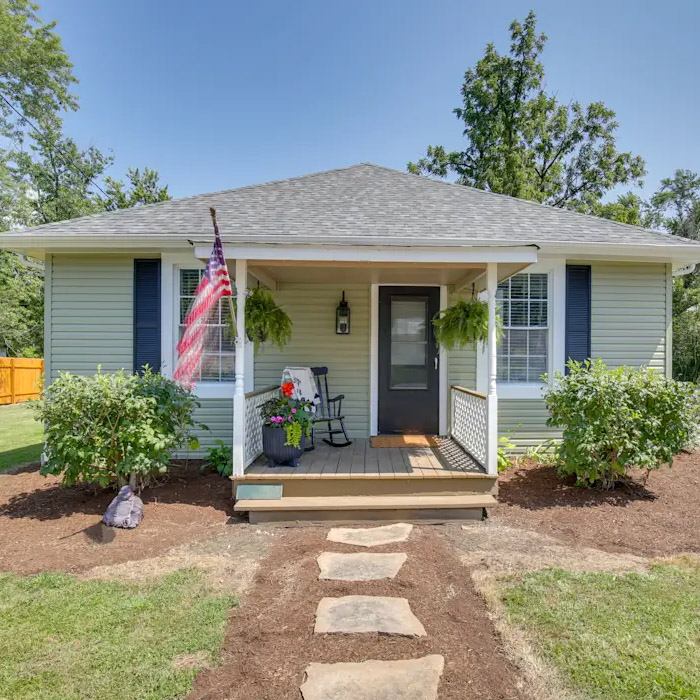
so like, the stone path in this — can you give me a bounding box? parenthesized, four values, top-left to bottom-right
(300, 523, 444, 699)
(317, 552, 407, 581)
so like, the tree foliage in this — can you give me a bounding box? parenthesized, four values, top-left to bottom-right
(408, 11, 646, 212)
(0, 0, 170, 357)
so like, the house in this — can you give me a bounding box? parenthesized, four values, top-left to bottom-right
(4, 164, 700, 521)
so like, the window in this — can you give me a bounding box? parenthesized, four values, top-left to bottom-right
(179, 269, 235, 382)
(497, 273, 548, 383)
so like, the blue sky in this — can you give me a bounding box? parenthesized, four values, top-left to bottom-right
(42, 0, 700, 200)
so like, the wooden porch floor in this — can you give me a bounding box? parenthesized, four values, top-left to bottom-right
(243, 436, 485, 479)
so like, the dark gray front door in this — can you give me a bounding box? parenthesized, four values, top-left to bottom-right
(378, 286, 440, 434)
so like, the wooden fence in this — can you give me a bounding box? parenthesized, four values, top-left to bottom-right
(0, 358, 44, 405)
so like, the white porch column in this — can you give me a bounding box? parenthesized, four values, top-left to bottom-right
(486, 262, 498, 476)
(232, 258, 247, 477)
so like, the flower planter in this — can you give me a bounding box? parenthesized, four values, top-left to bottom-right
(262, 425, 307, 468)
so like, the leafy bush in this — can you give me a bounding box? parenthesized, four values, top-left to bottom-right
(34, 368, 203, 489)
(545, 359, 700, 487)
(497, 436, 516, 472)
(204, 439, 232, 477)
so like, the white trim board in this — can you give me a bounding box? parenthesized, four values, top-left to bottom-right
(369, 283, 448, 436)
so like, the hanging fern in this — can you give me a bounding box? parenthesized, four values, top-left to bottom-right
(432, 297, 499, 350)
(231, 287, 292, 352)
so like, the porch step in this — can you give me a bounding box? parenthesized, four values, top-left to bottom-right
(234, 494, 496, 523)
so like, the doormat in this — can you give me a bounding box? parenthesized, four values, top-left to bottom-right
(370, 435, 438, 448)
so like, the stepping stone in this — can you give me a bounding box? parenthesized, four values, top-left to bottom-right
(327, 523, 413, 548)
(315, 595, 426, 637)
(318, 552, 407, 581)
(300, 655, 444, 700)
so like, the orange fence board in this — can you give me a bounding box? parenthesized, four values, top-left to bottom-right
(0, 358, 44, 405)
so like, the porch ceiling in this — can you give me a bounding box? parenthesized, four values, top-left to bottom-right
(237, 261, 530, 290)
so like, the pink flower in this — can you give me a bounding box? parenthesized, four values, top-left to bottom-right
(291, 408, 297, 414)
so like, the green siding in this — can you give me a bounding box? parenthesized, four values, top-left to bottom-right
(190, 398, 233, 456)
(255, 283, 370, 438)
(49, 255, 134, 379)
(499, 399, 560, 454)
(589, 261, 668, 372)
(503, 261, 671, 452)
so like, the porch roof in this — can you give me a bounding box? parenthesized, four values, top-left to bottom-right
(4, 164, 700, 263)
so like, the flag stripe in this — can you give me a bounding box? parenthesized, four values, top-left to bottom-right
(173, 220, 232, 388)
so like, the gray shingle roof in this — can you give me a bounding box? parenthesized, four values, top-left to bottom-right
(6, 163, 696, 247)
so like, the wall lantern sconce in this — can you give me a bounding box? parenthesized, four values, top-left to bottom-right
(336, 291, 350, 334)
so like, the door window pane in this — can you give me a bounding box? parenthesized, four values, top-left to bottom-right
(390, 298, 428, 389)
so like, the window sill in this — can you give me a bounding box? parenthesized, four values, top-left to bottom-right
(193, 383, 234, 399)
(497, 382, 548, 400)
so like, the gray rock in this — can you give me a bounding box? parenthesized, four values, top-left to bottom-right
(327, 523, 413, 548)
(315, 596, 426, 637)
(102, 486, 143, 529)
(317, 552, 407, 581)
(300, 655, 444, 700)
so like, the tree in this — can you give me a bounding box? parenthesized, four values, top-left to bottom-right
(593, 192, 647, 226)
(100, 167, 170, 210)
(0, 0, 171, 357)
(0, 249, 43, 356)
(408, 11, 646, 212)
(0, 0, 77, 139)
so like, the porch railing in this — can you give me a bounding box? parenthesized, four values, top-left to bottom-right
(450, 385, 487, 469)
(244, 385, 279, 468)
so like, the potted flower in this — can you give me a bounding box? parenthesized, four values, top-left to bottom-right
(259, 382, 314, 467)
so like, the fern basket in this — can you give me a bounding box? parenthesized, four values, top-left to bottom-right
(432, 297, 498, 350)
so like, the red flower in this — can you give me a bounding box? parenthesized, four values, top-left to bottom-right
(281, 381, 295, 398)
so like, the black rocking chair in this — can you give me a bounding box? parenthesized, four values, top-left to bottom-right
(310, 366, 352, 448)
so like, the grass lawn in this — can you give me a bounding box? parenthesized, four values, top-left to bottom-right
(0, 403, 43, 472)
(502, 561, 700, 700)
(0, 569, 235, 700)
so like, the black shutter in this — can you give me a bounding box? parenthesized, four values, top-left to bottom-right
(133, 259, 161, 374)
(565, 265, 591, 372)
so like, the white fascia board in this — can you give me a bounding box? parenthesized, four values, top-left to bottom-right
(538, 242, 700, 263)
(196, 244, 539, 264)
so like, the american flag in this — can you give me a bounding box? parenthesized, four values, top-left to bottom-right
(174, 208, 232, 388)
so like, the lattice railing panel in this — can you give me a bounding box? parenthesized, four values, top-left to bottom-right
(244, 385, 279, 467)
(450, 386, 487, 467)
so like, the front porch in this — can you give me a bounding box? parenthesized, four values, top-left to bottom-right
(196, 242, 538, 521)
(233, 390, 498, 523)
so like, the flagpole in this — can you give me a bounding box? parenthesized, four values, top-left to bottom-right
(209, 208, 237, 334)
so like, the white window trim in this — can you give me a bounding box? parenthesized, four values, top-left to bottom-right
(161, 254, 253, 399)
(477, 259, 565, 400)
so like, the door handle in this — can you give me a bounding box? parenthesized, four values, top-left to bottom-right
(434, 356, 438, 370)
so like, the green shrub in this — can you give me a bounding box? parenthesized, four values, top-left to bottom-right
(497, 436, 516, 472)
(204, 439, 232, 477)
(544, 359, 700, 487)
(34, 368, 203, 489)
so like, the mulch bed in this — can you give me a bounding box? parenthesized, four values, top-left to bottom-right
(188, 526, 524, 700)
(0, 462, 236, 575)
(494, 450, 700, 557)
